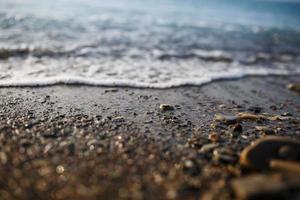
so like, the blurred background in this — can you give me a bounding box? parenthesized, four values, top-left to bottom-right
(0, 0, 299, 87)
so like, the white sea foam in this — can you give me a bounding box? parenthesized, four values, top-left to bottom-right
(0, 70, 299, 88)
(0, 56, 299, 88)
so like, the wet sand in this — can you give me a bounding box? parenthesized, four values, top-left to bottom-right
(0, 75, 300, 200)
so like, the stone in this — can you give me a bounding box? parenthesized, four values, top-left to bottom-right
(20, 139, 32, 148)
(159, 104, 175, 111)
(213, 148, 237, 164)
(0, 152, 7, 164)
(240, 136, 300, 170)
(231, 173, 300, 200)
(56, 165, 65, 174)
(112, 116, 125, 123)
(214, 114, 238, 125)
(287, 83, 300, 93)
(230, 123, 243, 136)
(208, 132, 220, 143)
(236, 112, 264, 121)
(255, 126, 275, 135)
(200, 143, 219, 153)
(270, 159, 300, 174)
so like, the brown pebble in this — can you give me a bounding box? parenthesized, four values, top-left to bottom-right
(287, 83, 300, 93)
(214, 114, 238, 125)
(0, 152, 7, 164)
(208, 132, 220, 143)
(231, 173, 300, 200)
(270, 159, 300, 174)
(200, 143, 219, 153)
(240, 136, 300, 170)
(213, 148, 237, 164)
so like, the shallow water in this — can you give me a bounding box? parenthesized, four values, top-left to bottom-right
(0, 0, 300, 88)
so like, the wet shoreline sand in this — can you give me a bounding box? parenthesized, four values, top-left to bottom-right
(0, 75, 300, 200)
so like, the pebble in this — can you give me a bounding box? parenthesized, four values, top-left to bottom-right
(287, 83, 300, 93)
(208, 132, 220, 143)
(200, 143, 219, 153)
(236, 112, 264, 121)
(20, 139, 32, 148)
(159, 104, 175, 111)
(0, 152, 7, 164)
(270, 159, 300, 174)
(240, 136, 300, 170)
(56, 165, 65, 174)
(218, 104, 226, 109)
(104, 89, 118, 93)
(213, 148, 237, 164)
(43, 144, 52, 154)
(214, 114, 238, 125)
(229, 123, 243, 137)
(255, 126, 275, 135)
(282, 112, 292, 117)
(112, 116, 125, 123)
(182, 159, 201, 176)
(231, 173, 300, 200)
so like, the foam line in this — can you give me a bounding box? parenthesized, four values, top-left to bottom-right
(0, 69, 299, 88)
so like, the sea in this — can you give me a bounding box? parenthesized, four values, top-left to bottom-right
(0, 0, 300, 88)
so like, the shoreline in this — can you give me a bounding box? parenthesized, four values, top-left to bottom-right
(0, 73, 300, 89)
(0, 75, 300, 200)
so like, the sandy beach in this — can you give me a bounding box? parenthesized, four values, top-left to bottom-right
(0, 75, 299, 200)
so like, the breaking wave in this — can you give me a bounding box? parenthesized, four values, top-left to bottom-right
(0, 0, 300, 88)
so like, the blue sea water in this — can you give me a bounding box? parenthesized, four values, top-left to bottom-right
(0, 0, 299, 88)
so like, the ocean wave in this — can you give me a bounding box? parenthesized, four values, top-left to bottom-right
(0, 69, 299, 88)
(0, 0, 300, 88)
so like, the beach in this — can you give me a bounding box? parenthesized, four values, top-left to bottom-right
(0, 75, 300, 200)
(1, 0, 300, 199)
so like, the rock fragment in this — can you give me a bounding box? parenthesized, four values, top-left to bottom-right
(231, 174, 300, 200)
(200, 143, 219, 153)
(229, 123, 243, 137)
(255, 126, 275, 135)
(287, 83, 300, 93)
(214, 114, 238, 125)
(240, 136, 300, 170)
(270, 159, 300, 174)
(208, 132, 220, 143)
(112, 116, 125, 123)
(0, 152, 7, 164)
(159, 104, 175, 111)
(213, 148, 237, 164)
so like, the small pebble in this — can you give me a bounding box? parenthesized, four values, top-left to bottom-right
(287, 83, 300, 93)
(214, 114, 238, 125)
(159, 104, 175, 111)
(200, 143, 219, 153)
(255, 126, 275, 135)
(56, 165, 65, 174)
(208, 132, 220, 143)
